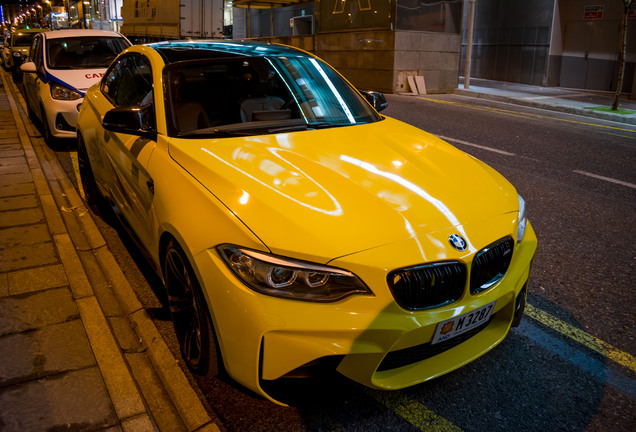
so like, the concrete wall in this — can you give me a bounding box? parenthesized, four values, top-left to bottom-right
(262, 35, 315, 53)
(252, 30, 461, 94)
(237, 0, 463, 95)
(394, 31, 462, 94)
(315, 31, 396, 93)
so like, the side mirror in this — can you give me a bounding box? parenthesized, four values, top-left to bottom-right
(20, 61, 36, 73)
(102, 104, 156, 140)
(360, 90, 388, 112)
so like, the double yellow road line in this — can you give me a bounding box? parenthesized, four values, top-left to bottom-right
(369, 302, 635, 432)
(417, 96, 636, 137)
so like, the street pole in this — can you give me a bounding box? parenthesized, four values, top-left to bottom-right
(612, 0, 632, 110)
(464, 0, 476, 89)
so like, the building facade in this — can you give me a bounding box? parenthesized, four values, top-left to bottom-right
(233, 0, 464, 94)
(461, 0, 636, 93)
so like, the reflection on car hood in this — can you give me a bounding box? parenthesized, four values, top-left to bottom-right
(45, 68, 106, 93)
(168, 117, 518, 261)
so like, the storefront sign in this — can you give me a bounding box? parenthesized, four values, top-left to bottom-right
(584, 5, 604, 20)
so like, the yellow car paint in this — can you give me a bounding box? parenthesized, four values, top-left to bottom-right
(77, 41, 538, 406)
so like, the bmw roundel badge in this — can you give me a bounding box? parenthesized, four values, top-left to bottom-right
(448, 234, 468, 251)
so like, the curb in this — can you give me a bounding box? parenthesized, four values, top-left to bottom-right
(452, 87, 636, 126)
(3, 72, 221, 432)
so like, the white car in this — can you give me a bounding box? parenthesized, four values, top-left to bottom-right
(21, 29, 130, 144)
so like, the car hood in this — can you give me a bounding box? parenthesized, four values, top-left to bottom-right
(168, 118, 518, 261)
(45, 68, 106, 93)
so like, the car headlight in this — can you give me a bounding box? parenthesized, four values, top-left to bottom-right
(218, 245, 373, 302)
(517, 194, 527, 243)
(51, 82, 82, 101)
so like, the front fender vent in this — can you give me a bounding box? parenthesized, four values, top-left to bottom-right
(388, 262, 467, 311)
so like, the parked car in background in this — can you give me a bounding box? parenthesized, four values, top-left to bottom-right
(76, 40, 537, 405)
(3, 28, 47, 77)
(2, 35, 11, 69)
(20, 29, 131, 144)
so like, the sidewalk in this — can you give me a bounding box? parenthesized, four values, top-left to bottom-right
(0, 71, 221, 431)
(453, 77, 636, 125)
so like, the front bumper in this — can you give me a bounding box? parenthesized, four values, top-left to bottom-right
(194, 221, 537, 403)
(43, 96, 82, 138)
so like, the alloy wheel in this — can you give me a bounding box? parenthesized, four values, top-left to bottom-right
(164, 240, 220, 376)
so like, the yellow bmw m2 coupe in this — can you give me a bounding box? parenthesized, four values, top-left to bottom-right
(76, 41, 537, 404)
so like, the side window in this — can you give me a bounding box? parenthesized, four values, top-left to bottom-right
(31, 36, 43, 70)
(102, 54, 153, 108)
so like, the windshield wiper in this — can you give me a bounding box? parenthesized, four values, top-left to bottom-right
(176, 128, 251, 138)
(268, 122, 354, 134)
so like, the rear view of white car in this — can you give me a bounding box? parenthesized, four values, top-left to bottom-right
(21, 29, 130, 144)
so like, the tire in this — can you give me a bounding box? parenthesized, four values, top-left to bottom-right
(40, 106, 56, 146)
(77, 134, 108, 214)
(25, 95, 37, 123)
(163, 239, 222, 377)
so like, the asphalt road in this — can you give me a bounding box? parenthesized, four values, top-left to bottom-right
(19, 80, 636, 432)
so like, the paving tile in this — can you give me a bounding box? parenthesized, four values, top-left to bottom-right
(0, 144, 20, 151)
(0, 241, 58, 273)
(0, 162, 28, 175)
(0, 195, 39, 212)
(0, 273, 7, 297)
(79, 249, 124, 316)
(0, 367, 118, 431)
(7, 264, 68, 295)
(125, 352, 186, 432)
(121, 413, 157, 432)
(0, 149, 24, 158)
(0, 224, 51, 249)
(0, 182, 35, 198)
(0, 207, 45, 228)
(78, 297, 146, 420)
(0, 320, 95, 385)
(0, 156, 26, 166)
(0, 171, 32, 187)
(0, 288, 78, 336)
(0, 133, 18, 140)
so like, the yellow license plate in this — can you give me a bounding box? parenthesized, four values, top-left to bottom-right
(431, 301, 496, 345)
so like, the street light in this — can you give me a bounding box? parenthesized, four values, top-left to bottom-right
(42, 1, 51, 28)
(83, 1, 91, 29)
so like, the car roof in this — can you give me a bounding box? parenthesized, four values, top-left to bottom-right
(42, 29, 126, 40)
(147, 40, 310, 65)
(13, 28, 47, 35)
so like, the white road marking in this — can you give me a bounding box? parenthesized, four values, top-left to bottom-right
(438, 135, 635, 190)
(437, 135, 516, 156)
(573, 170, 636, 189)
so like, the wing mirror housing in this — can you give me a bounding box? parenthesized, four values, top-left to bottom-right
(102, 104, 156, 140)
(19, 61, 36, 73)
(360, 90, 388, 112)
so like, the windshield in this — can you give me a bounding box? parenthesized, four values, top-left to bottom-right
(164, 55, 381, 137)
(13, 33, 37, 47)
(47, 37, 130, 69)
